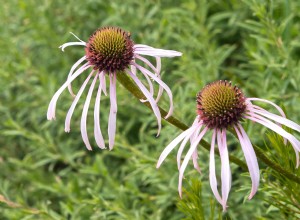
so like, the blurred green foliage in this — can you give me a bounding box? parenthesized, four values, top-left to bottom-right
(0, 0, 300, 219)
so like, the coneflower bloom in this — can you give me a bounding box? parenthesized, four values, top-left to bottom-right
(47, 27, 182, 150)
(157, 80, 300, 211)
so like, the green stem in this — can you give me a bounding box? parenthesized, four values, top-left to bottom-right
(252, 145, 300, 184)
(117, 73, 247, 170)
(227, 127, 300, 184)
(117, 72, 300, 184)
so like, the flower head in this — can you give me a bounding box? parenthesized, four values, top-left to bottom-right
(197, 80, 246, 129)
(85, 27, 134, 72)
(157, 80, 300, 211)
(47, 26, 182, 150)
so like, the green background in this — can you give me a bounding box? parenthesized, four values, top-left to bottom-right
(1, 0, 300, 219)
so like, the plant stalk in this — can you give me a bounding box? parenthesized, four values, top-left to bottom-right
(117, 72, 300, 184)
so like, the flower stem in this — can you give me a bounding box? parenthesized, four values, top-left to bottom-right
(117, 72, 247, 170)
(253, 145, 300, 184)
(117, 72, 300, 184)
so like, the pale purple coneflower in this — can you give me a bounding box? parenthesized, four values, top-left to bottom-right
(47, 26, 182, 150)
(156, 80, 300, 211)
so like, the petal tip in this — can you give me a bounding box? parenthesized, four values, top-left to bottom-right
(47, 115, 55, 120)
(248, 190, 257, 200)
(164, 113, 172, 119)
(178, 191, 182, 199)
(222, 203, 228, 212)
(156, 129, 161, 137)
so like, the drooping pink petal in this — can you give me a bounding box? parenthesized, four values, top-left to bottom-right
(80, 73, 99, 151)
(134, 55, 157, 102)
(234, 124, 259, 200)
(178, 127, 208, 197)
(94, 71, 106, 149)
(247, 98, 286, 118)
(190, 119, 203, 173)
(100, 72, 107, 96)
(66, 56, 87, 97)
(133, 44, 153, 49)
(247, 104, 288, 144)
(47, 63, 91, 120)
(209, 129, 223, 206)
(177, 123, 201, 170)
(157, 125, 198, 169)
(155, 73, 164, 103)
(245, 114, 300, 167)
(190, 116, 201, 143)
(108, 73, 117, 150)
(246, 113, 300, 152)
(192, 149, 201, 173)
(133, 63, 173, 119)
(217, 129, 231, 211)
(155, 57, 161, 75)
(133, 45, 182, 57)
(154, 57, 163, 103)
(65, 70, 94, 132)
(59, 41, 86, 51)
(130, 59, 137, 75)
(248, 107, 300, 132)
(135, 54, 158, 74)
(134, 54, 163, 102)
(126, 69, 162, 136)
(137, 68, 154, 102)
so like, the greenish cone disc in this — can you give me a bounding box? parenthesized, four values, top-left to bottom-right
(197, 80, 246, 129)
(85, 27, 134, 72)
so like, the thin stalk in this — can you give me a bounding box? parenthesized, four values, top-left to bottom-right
(117, 72, 300, 184)
(117, 73, 247, 170)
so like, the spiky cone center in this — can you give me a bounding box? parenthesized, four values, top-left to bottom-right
(197, 80, 246, 129)
(85, 27, 134, 72)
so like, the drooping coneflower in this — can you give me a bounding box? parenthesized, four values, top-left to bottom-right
(157, 80, 300, 211)
(47, 27, 182, 150)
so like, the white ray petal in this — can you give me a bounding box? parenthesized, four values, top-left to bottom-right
(192, 148, 201, 173)
(247, 98, 286, 118)
(245, 114, 300, 167)
(126, 69, 162, 136)
(65, 70, 94, 132)
(134, 46, 182, 57)
(135, 55, 158, 74)
(134, 63, 173, 119)
(67, 56, 87, 97)
(234, 124, 259, 199)
(154, 57, 163, 102)
(209, 129, 223, 206)
(178, 127, 208, 197)
(217, 129, 231, 211)
(157, 125, 198, 168)
(138, 69, 154, 102)
(108, 73, 118, 150)
(47, 63, 90, 120)
(177, 123, 201, 170)
(100, 71, 107, 96)
(94, 71, 106, 149)
(248, 107, 300, 132)
(80, 73, 99, 150)
(59, 42, 86, 51)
